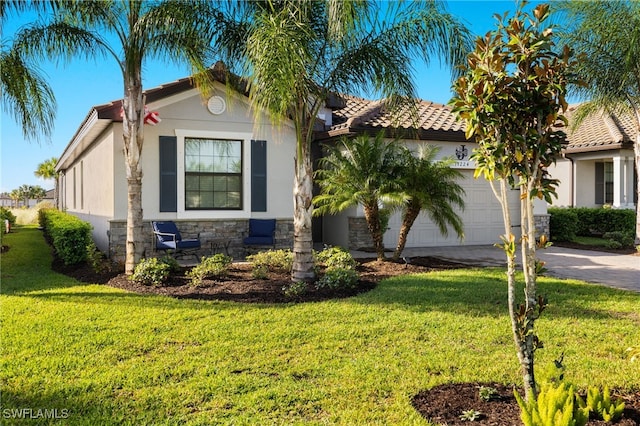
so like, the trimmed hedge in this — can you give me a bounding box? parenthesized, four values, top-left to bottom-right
(549, 207, 635, 241)
(39, 209, 92, 265)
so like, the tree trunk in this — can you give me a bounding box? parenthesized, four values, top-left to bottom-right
(634, 133, 640, 244)
(519, 183, 538, 402)
(392, 201, 420, 261)
(291, 145, 315, 282)
(122, 68, 145, 276)
(363, 202, 386, 261)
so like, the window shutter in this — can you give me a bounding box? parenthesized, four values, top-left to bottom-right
(594, 162, 604, 205)
(251, 140, 267, 212)
(159, 136, 177, 212)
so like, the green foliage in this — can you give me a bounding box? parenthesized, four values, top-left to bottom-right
(315, 268, 359, 291)
(459, 409, 483, 421)
(187, 254, 232, 287)
(627, 345, 640, 363)
(86, 241, 108, 274)
(282, 281, 308, 299)
(159, 255, 181, 274)
(247, 249, 293, 274)
(0, 206, 17, 228)
(130, 257, 171, 287)
(602, 231, 635, 249)
(39, 208, 92, 265)
(585, 386, 625, 422)
(572, 208, 635, 237)
(478, 386, 500, 402)
(314, 246, 357, 271)
(515, 381, 589, 426)
(548, 208, 579, 242)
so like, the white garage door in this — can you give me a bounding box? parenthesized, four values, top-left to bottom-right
(383, 170, 521, 248)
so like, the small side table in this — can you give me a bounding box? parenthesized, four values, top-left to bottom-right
(210, 240, 231, 256)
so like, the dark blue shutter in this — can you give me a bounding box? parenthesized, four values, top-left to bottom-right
(251, 140, 267, 212)
(159, 136, 177, 212)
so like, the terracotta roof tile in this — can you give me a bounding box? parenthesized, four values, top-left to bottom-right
(564, 105, 635, 153)
(326, 95, 466, 141)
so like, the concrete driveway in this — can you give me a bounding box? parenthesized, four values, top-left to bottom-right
(353, 245, 640, 293)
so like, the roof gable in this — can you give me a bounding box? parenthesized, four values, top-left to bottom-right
(564, 105, 636, 154)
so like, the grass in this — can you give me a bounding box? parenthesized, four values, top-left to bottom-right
(572, 236, 613, 248)
(1, 226, 639, 425)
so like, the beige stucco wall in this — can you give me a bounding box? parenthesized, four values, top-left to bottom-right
(111, 85, 297, 222)
(547, 158, 573, 207)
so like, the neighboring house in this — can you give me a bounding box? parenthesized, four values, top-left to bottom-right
(0, 189, 53, 208)
(56, 68, 549, 261)
(549, 106, 637, 209)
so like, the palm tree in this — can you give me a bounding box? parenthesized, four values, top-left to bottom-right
(1, 1, 57, 141)
(392, 146, 465, 260)
(14, 1, 223, 274)
(555, 1, 640, 243)
(9, 189, 21, 208)
(222, 0, 471, 280)
(34, 157, 58, 205)
(314, 133, 407, 261)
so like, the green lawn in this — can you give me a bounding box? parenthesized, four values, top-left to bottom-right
(1, 227, 639, 425)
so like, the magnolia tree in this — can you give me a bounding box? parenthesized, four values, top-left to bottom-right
(450, 3, 575, 402)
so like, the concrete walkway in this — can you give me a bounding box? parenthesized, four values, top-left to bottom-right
(352, 245, 640, 293)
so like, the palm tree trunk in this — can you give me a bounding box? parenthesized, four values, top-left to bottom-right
(393, 201, 420, 261)
(291, 147, 315, 282)
(122, 69, 145, 276)
(363, 203, 386, 261)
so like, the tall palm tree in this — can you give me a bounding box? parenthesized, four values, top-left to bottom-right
(392, 145, 465, 260)
(14, 0, 222, 274)
(555, 0, 640, 243)
(34, 157, 59, 205)
(221, 0, 471, 280)
(1, 1, 58, 141)
(314, 133, 408, 261)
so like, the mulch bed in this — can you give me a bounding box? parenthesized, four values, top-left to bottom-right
(52, 253, 640, 425)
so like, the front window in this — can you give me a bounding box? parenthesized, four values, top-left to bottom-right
(184, 138, 242, 209)
(604, 162, 613, 204)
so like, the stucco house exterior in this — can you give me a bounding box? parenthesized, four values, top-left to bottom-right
(548, 106, 637, 210)
(56, 69, 549, 262)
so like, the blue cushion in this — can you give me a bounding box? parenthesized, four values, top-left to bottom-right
(248, 219, 275, 237)
(153, 221, 182, 242)
(243, 236, 274, 245)
(176, 239, 200, 250)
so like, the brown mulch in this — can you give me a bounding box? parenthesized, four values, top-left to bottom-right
(412, 383, 640, 425)
(52, 254, 640, 425)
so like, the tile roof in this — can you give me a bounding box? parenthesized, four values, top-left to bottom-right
(564, 105, 636, 154)
(322, 95, 467, 142)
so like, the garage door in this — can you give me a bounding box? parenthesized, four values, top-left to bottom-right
(383, 170, 521, 248)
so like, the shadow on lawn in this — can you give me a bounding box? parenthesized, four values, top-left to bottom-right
(354, 268, 639, 322)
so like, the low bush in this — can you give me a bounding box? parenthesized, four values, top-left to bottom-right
(548, 208, 578, 242)
(572, 207, 635, 236)
(585, 386, 625, 422)
(247, 249, 293, 274)
(187, 254, 232, 286)
(86, 241, 109, 274)
(130, 257, 171, 286)
(315, 268, 359, 290)
(314, 246, 357, 271)
(602, 231, 635, 249)
(282, 281, 308, 298)
(515, 381, 588, 426)
(0, 206, 17, 228)
(39, 209, 92, 265)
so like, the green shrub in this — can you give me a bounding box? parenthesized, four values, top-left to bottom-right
(282, 281, 308, 299)
(39, 209, 92, 265)
(86, 241, 109, 274)
(515, 381, 588, 426)
(130, 258, 171, 286)
(187, 254, 232, 286)
(314, 246, 357, 271)
(548, 208, 578, 242)
(0, 206, 17, 228)
(572, 207, 635, 236)
(158, 255, 181, 274)
(247, 249, 293, 274)
(315, 268, 359, 290)
(602, 231, 635, 249)
(585, 386, 625, 422)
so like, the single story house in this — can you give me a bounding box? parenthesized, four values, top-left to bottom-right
(56, 68, 548, 262)
(548, 106, 637, 209)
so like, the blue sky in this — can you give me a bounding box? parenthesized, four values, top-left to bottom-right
(1, 0, 545, 193)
